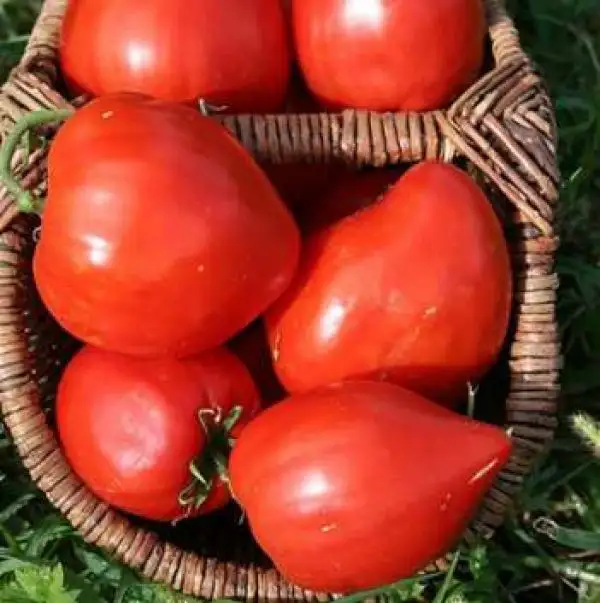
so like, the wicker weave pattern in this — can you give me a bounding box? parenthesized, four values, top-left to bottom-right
(0, 0, 560, 600)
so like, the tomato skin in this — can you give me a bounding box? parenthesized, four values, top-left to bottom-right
(35, 94, 300, 357)
(266, 162, 512, 405)
(229, 381, 511, 593)
(293, 0, 486, 111)
(57, 346, 260, 522)
(60, 0, 291, 112)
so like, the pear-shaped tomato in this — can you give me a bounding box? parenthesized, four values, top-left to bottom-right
(266, 162, 512, 406)
(229, 381, 511, 593)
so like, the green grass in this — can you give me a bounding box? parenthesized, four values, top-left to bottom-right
(1, 1, 600, 602)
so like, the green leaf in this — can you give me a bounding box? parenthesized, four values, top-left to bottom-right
(317, 572, 441, 603)
(572, 413, 600, 455)
(24, 517, 74, 559)
(123, 582, 204, 603)
(535, 517, 600, 551)
(0, 492, 36, 523)
(390, 579, 427, 602)
(0, 565, 80, 603)
(74, 548, 125, 587)
(432, 552, 461, 603)
(467, 546, 490, 581)
(113, 570, 137, 603)
(0, 557, 34, 578)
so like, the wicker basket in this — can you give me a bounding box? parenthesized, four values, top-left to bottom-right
(0, 0, 561, 600)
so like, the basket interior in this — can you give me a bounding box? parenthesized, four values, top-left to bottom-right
(18, 159, 516, 568)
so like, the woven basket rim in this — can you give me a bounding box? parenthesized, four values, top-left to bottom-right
(0, 0, 561, 600)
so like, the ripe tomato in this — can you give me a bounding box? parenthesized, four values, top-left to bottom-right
(297, 168, 402, 233)
(228, 321, 286, 405)
(293, 0, 486, 111)
(60, 0, 291, 112)
(34, 94, 300, 357)
(266, 162, 512, 405)
(229, 381, 511, 593)
(57, 346, 261, 522)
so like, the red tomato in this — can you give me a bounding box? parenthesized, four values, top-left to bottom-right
(293, 0, 486, 111)
(57, 346, 261, 522)
(266, 162, 512, 405)
(229, 381, 512, 593)
(297, 168, 402, 233)
(60, 0, 291, 112)
(228, 321, 286, 405)
(34, 94, 300, 357)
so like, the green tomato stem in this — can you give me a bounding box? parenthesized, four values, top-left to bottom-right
(177, 405, 244, 517)
(0, 108, 73, 214)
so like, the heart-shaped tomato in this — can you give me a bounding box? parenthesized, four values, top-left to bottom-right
(35, 94, 300, 357)
(229, 381, 511, 593)
(266, 162, 512, 406)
